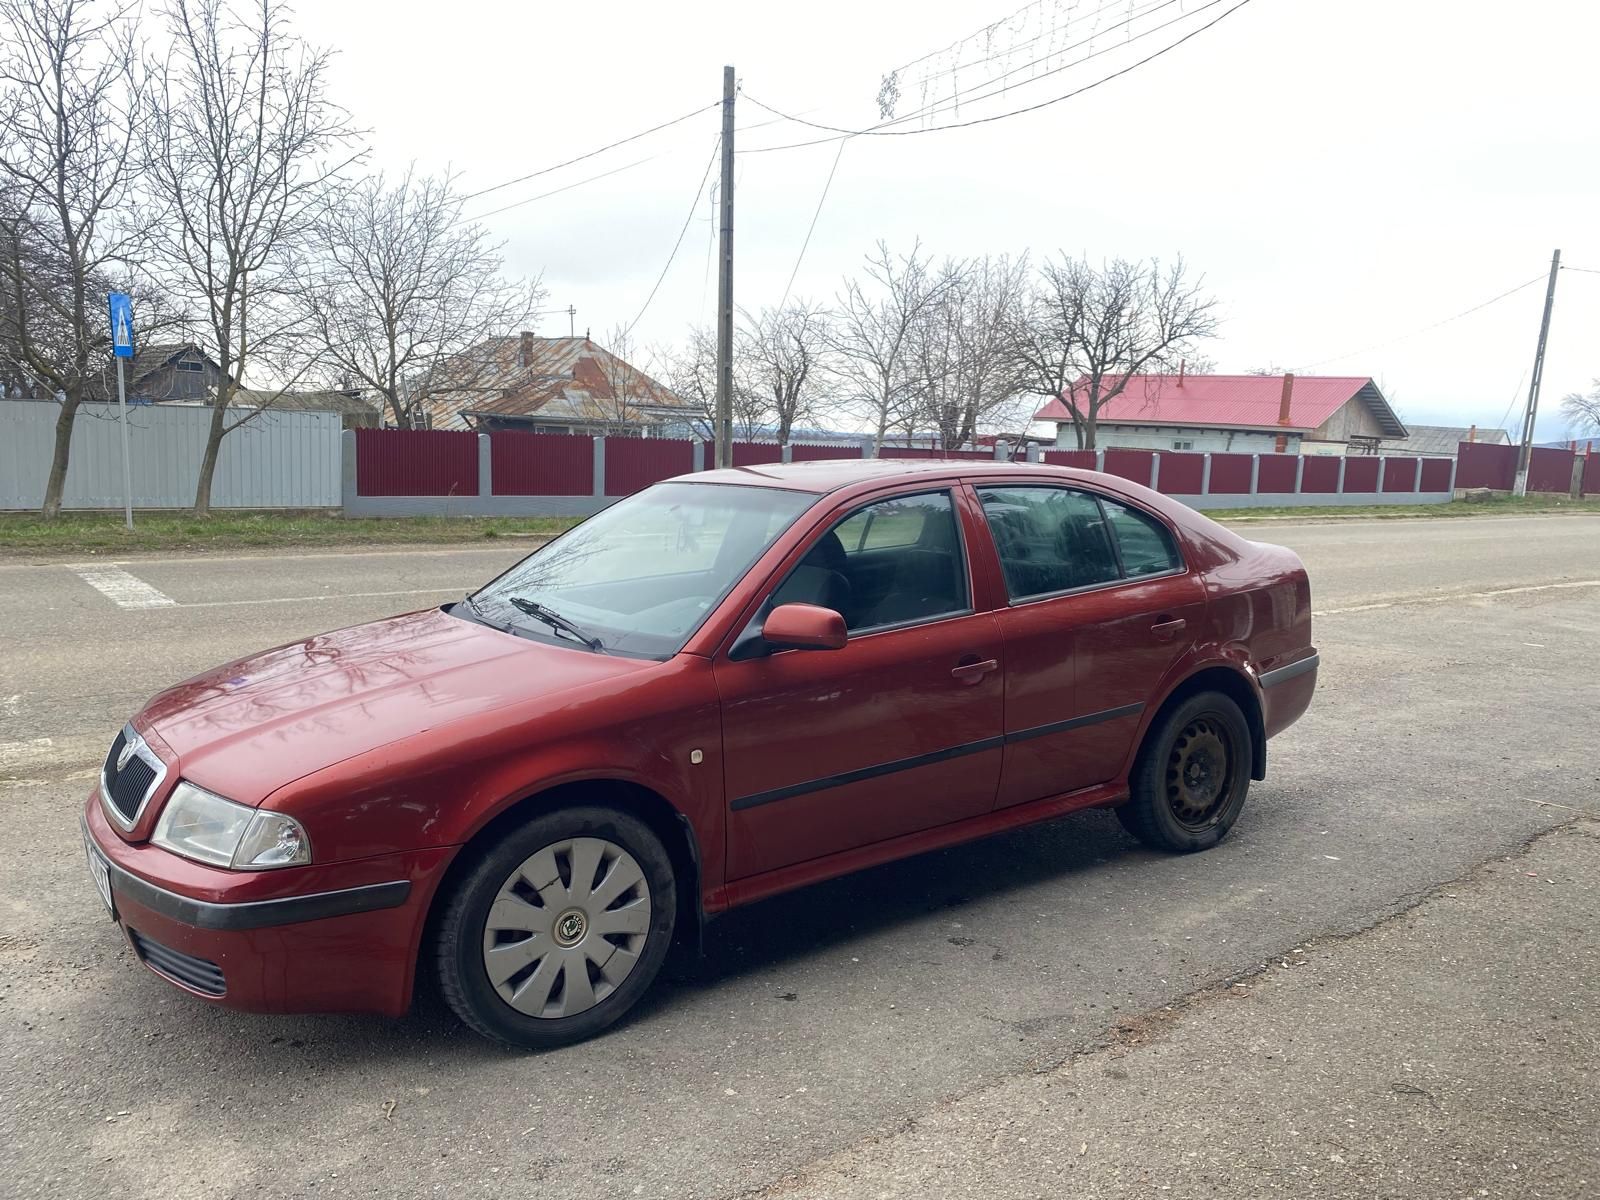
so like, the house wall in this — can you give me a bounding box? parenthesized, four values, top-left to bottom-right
(1061, 424, 1300, 455)
(1309, 397, 1387, 443)
(138, 359, 223, 403)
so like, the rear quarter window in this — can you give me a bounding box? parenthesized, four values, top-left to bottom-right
(1101, 498, 1183, 577)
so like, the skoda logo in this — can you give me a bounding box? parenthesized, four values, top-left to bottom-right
(116, 740, 138, 773)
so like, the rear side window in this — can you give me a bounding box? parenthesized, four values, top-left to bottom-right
(1100, 498, 1183, 577)
(977, 487, 1120, 599)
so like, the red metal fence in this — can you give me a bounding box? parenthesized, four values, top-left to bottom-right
(491, 432, 592, 496)
(349, 431, 1591, 507)
(354, 429, 477, 497)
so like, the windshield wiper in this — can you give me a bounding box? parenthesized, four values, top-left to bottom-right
(507, 597, 605, 651)
(460, 592, 494, 625)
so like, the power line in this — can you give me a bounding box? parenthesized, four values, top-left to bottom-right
(623, 135, 722, 341)
(1560, 265, 1600, 275)
(462, 157, 657, 223)
(1289, 274, 1548, 371)
(459, 102, 718, 203)
(905, 0, 1172, 89)
(777, 139, 848, 310)
(739, 0, 1252, 154)
(744, 0, 1185, 143)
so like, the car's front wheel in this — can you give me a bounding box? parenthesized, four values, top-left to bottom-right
(434, 806, 676, 1049)
(1117, 691, 1252, 853)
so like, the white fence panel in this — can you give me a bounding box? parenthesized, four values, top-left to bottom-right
(0, 400, 341, 509)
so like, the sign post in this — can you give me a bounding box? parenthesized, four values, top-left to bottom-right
(108, 293, 135, 530)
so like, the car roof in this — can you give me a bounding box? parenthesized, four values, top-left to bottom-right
(682, 457, 1050, 494)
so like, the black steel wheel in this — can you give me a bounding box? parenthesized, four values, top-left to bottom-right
(1118, 691, 1252, 853)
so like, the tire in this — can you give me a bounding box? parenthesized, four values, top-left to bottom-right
(434, 806, 676, 1049)
(1117, 691, 1252, 853)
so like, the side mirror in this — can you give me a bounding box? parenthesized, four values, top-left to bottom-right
(762, 603, 847, 652)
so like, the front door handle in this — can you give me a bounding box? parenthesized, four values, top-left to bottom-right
(951, 657, 999, 685)
(1151, 617, 1187, 641)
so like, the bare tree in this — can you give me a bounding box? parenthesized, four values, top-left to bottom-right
(307, 168, 543, 428)
(145, 0, 359, 512)
(0, 0, 143, 516)
(662, 324, 766, 441)
(828, 240, 952, 453)
(907, 254, 1028, 449)
(1007, 255, 1218, 450)
(737, 300, 833, 444)
(1562, 381, 1600, 437)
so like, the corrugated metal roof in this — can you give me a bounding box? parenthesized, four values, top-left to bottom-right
(1379, 424, 1510, 456)
(1034, 374, 1407, 438)
(421, 335, 689, 429)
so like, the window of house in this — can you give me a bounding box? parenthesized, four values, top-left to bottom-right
(1172, 439, 1194, 451)
(977, 487, 1121, 599)
(1100, 498, 1183, 577)
(176, 359, 204, 372)
(771, 491, 969, 632)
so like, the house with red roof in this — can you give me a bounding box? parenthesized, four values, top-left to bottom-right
(1033, 372, 1407, 456)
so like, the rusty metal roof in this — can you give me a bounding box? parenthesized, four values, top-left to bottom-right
(421, 335, 689, 429)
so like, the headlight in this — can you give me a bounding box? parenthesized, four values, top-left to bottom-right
(151, 782, 312, 870)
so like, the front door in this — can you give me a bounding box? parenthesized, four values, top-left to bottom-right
(974, 484, 1206, 809)
(716, 489, 1005, 880)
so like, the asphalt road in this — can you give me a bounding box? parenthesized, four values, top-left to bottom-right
(2, 513, 1598, 1199)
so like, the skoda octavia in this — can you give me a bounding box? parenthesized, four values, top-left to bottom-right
(81, 459, 1318, 1048)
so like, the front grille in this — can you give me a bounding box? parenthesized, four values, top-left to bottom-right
(127, 928, 226, 997)
(101, 726, 163, 825)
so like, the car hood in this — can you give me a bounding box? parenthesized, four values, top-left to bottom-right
(135, 606, 652, 804)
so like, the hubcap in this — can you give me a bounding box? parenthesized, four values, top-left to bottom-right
(1165, 717, 1234, 829)
(481, 836, 651, 1020)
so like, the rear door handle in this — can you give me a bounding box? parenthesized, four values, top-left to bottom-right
(1151, 618, 1187, 641)
(951, 657, 999, 684)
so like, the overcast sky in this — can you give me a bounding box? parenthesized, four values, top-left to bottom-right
(298, 0, 1600, 442)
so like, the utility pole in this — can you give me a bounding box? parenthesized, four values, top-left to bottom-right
(1513, 248, 1561, 496)
(714, 64, 736, 469)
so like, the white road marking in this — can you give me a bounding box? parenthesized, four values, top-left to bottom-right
(66, 563, 177, 609)
(1314, 579, 1600, 617)
(178, 586, 460, 609)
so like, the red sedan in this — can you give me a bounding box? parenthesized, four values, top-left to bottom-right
(81, 459, 1318, 1047)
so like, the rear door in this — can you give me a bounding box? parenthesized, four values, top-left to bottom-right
(715, 487, 1005, 880)
(974, 484, 1206, 809)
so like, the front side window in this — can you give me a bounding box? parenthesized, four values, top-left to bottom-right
(1101, 498, 1183, 577)
(978, 486, 1121, 599)
(771, 491, 969, 632)
(470, 481, 813, 658)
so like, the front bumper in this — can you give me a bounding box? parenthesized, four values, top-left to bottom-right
(82, 794, 454, 1017)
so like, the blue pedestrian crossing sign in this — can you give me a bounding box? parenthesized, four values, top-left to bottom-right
(108, 292, 135, 359)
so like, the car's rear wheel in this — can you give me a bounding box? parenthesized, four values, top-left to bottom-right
(435, 806, 676, 1049)
(1117, 691, 1251, 853)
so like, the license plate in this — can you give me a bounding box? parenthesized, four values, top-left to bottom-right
(83, 831, 115, 919)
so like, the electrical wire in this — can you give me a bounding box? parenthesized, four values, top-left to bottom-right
(739, 0, 1252, 154)
(744, 0, 1190, 143)
(623, 135, 722, 341)
(462, 157, 657, 223)
(1560, 265, 1600, 275)
(777, 139, 847, 310)
(1494, 371, 1528, 441)
(1289, 274, 1548, 371)
(459, 102, 718, 203)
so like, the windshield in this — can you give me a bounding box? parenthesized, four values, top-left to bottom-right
(468, 481, 815, 659)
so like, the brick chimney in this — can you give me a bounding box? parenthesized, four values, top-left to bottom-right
(519, 330, 536, 368)
(1467, 424, 1477, 443)
(1274, 372, 1295, 453)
